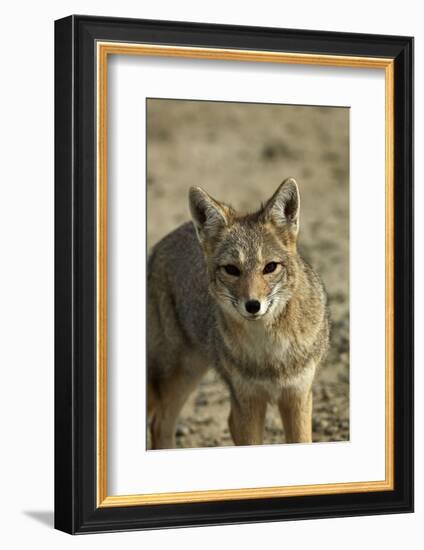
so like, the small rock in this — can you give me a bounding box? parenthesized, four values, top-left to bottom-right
(319, 419, 329, 430)
(176, 425, 189, 437)
(322, 388, 333, 401)
(195, 396, 208, 407)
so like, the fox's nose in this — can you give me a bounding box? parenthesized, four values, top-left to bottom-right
(245, 300, 261, 314)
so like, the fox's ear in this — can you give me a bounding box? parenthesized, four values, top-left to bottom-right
(189, 187, 232, 245)
(261, 177, 300, 239)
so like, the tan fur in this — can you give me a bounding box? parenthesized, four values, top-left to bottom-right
(147, 178, 330, 448)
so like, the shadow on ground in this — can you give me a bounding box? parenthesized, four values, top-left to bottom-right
(23, 510, 54, 529)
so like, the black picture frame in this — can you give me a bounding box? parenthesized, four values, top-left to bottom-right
(55, 14, 414, 534)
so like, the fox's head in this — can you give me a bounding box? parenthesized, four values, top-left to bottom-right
(189, 178, 301, 323)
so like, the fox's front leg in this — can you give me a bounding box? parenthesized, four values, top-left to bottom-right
(278, 386, 313, 444)
(228, 393, 267, 446)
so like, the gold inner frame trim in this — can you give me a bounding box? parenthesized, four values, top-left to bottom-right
(96, 41, 395, 508)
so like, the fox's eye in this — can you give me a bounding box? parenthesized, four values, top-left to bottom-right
(223, 265, 241, 277)
(263, 262, 278, 274)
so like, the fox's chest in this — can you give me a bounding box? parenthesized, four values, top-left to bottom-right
(238, 327, 292, 367)
(216, 322, 315, 400)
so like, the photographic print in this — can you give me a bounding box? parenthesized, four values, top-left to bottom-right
(55, 16, 413, 533)
(146, 99, 349, 450)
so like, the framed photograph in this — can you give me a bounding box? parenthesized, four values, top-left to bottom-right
(54, 15, 413, 534)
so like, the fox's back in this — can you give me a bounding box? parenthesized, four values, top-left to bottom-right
(148, 222, 212, 350)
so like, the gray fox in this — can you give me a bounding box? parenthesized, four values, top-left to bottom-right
(147, 178, 329, 449)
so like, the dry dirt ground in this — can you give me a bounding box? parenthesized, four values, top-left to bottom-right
(146, 99, 349, 448)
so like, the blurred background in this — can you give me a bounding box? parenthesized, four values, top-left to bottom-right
(147, 98, 349, 448)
